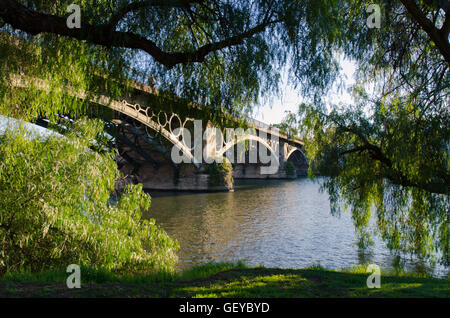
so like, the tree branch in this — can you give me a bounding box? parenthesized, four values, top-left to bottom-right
(0, 0, 276, 69)
(107, 0, 205, 30)
(400, 0, 450, 64)
(441, 9, 450, 37)
(337, 125, 449, 195)
(339, 146, 370, 156)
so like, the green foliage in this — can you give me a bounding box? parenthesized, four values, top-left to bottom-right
(206, 158, 234, 188)
(300, 98, 449, 265)
(0, 119, 179, 274)
(298, 1, 450, 266)
(284, 161, 296, 176)
(0, 29, 130, 122)
(0, 0, 357, 120)
(273, 111, 300, 139)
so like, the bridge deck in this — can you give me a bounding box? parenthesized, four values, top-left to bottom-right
(125, 77, 304, 147)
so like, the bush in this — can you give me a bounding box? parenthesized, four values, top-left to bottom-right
(0, 119, 179, 274)
(285, 161, 296, 176)
(206, 158, 234, 188)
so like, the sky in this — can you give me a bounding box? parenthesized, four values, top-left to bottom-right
(252, 59, 357, 125)
(0, 115, 62, 139)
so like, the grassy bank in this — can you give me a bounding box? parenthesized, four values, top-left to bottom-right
(1, 263, 448, 298)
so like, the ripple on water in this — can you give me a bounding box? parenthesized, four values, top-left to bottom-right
(145, 178, 448, 278)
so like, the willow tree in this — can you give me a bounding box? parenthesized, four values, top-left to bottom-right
(0, 0, 348, 272)
(0, 118, 179, 274)
(0, 0, 448, 268)
(0, 0, 350, 121)
(300, 0, 449, 266)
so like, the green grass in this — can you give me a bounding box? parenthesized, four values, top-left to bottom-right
(0, 262, 246, 284)
(0, 263, 448, 298)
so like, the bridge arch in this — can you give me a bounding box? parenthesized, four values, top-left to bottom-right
(285, 147, 309, 177)
(217, 133, 280, 167)
(286, 147, 308, 163)
(104, 99, 201, 169)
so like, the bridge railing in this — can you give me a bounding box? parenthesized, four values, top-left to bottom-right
(111, 67, 304, 143)
(243, 116, 271, 130)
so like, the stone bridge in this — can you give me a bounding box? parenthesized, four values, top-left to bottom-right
(108, 80, 308, 191)
(12, 74, 309, 192)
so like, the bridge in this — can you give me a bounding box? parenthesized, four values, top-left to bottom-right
(11, 74, 309, 192)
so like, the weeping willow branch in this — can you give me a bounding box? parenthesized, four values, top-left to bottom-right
(0, 0, 279, 69)
(337, 126, 449, 196)
(400, 0, 450, 64)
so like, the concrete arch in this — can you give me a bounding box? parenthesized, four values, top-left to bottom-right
(286, 147, 308, 163)
(107, 99, 201, 168)
(217, 134, 280, 166)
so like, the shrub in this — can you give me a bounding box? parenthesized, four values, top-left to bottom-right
(0, 119, 179, 274)
(285, 161, 296, 176)
(206, 158, 234, 188)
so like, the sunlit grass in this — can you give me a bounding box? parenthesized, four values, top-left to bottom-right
(177, 274, 310, 298)
(1, 262, 448, 298)
(0, 262, 247, 284)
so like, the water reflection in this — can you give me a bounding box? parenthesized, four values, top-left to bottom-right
(144, 178, 448, 277)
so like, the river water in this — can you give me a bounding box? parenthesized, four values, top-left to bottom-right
(144, 178, 448, 278)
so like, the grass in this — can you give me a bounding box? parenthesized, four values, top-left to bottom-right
(0, 262, 448, 298)
(0, 262, 248, 284)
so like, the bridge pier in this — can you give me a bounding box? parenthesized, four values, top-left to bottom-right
(232, 163, 296, 179)
(105, 94, 308, 192)
(119, 160, 234, 192)
(114, 117, 308, 191)
(117, 142, 234, 192)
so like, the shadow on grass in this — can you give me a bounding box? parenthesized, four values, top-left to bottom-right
(0, 263, 448, 298)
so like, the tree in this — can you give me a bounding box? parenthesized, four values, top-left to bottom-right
(299, 1, 449, 265)
(0, 118, 178, 274)
(272, 111, 299, 138)
(0, 0, 448, 267)
(0, 0, 350, 121)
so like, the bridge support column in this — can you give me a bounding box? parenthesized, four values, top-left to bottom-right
(117, 149, 234, 192)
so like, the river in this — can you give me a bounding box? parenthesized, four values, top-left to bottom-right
(144, 178, 448, 278)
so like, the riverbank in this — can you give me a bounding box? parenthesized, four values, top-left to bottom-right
(1, 263, 448, 298)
